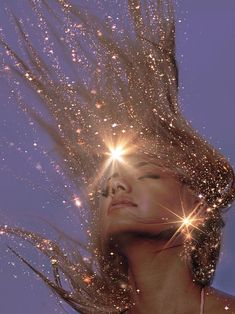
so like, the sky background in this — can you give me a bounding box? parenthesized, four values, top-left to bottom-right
(0, 1, 235, 313)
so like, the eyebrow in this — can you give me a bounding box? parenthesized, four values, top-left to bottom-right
(107, 161, 159, 181)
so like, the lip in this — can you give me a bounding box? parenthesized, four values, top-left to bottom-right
(108, 198, 137, 214)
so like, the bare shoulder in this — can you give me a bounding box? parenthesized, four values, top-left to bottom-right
(205, 286, 235, 314)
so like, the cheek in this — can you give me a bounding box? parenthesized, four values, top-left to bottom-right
(139, 180, 182, 217)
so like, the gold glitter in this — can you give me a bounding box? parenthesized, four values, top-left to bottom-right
(73, 196, 82, 207)
(83, 276, 93, 284)
(51, 258, 57, 265)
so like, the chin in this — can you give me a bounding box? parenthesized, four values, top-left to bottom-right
(104, 209, 173, 232)
(101, 217, 179, 254)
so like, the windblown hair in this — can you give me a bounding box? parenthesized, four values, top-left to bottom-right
(1, 0, 235, 313)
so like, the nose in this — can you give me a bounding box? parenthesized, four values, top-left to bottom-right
(110, 175, 132, 195)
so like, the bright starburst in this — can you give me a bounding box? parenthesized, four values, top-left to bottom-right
(73, 195, 82, 207)
(148, 187, 207, 254)
(87, 135, 138, 195)
(108, 146, 125, 162)
(182, 217, 191, 226)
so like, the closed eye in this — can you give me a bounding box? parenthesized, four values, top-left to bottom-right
(100, 174, 160, 197)
(138, 174, 160, 180)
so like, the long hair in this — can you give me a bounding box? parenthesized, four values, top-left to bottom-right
(1, 0, 235, 313)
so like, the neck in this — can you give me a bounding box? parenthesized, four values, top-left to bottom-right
(119, 232, 203, 314)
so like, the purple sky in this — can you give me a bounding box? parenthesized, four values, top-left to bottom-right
(0, 1, 235, 313)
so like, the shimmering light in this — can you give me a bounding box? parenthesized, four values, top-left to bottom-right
(83, 276, 92, 284)
(109, 146, 124, 161)
(73, 196, 82, 207)
(51, 258, 57, 265)
(155, 196, 205, 253)
(103, 135, 138, 166)
(182, 217, 191, 227)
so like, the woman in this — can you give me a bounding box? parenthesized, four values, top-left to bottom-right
(97, 153, 235, 313)
(1, 0, 235, 313)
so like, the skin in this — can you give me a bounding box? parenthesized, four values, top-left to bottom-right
(99, 155, 235, 314)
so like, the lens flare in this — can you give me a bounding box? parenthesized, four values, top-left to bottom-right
(182, 217, 191, 227)
(109, 146, 124, 161)
(73, 195, 82, 207)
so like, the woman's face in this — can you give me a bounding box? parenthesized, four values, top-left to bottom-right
(98, 155, 200, 251)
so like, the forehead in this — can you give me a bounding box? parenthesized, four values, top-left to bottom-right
(103, 154, 173, 180)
